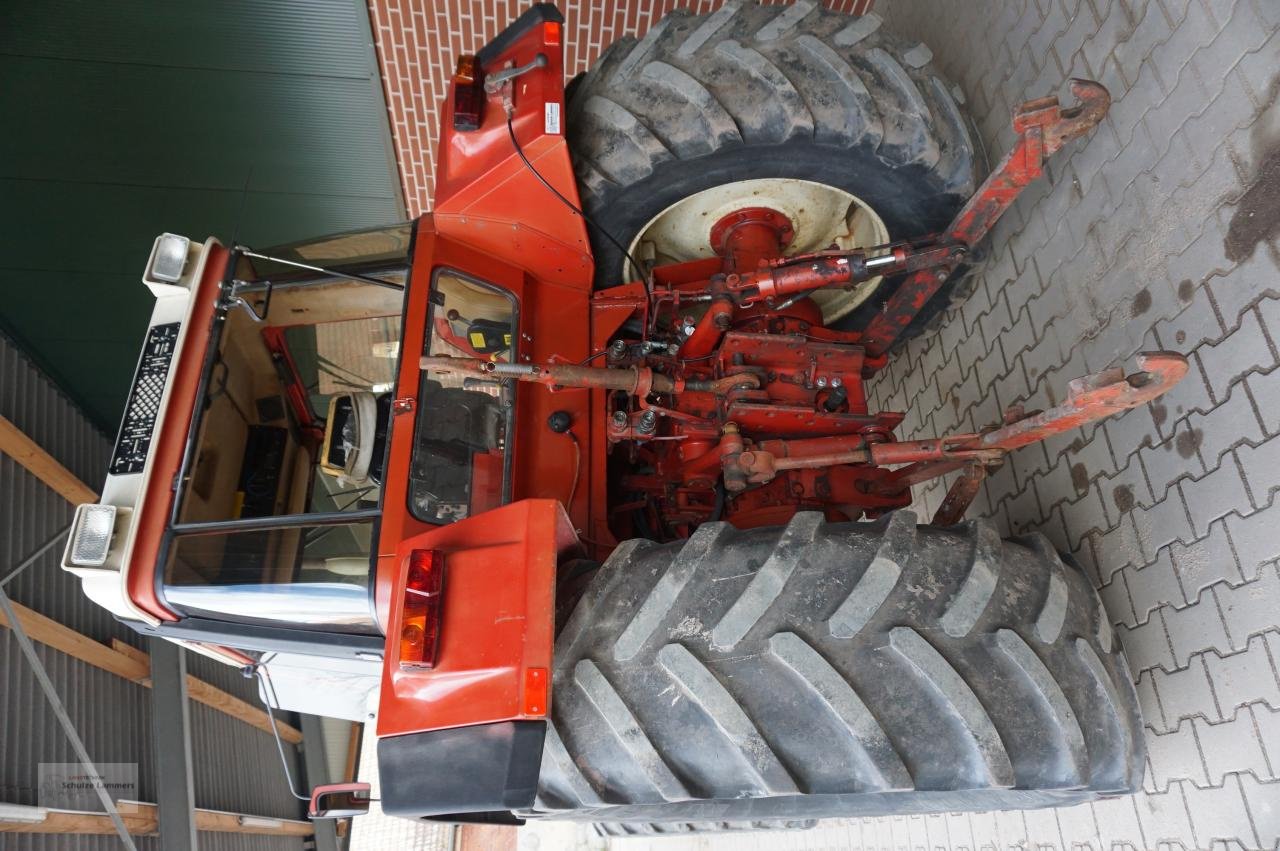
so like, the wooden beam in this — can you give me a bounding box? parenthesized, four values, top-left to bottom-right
(0, 601, 149, 682)
(0, 414, 97, 504)
(0, 601, 302, 744)
(0, 802, 313, 836)
(110, 639, 153, 685)
(192, 807, 314, 837)
(0, 807, 155, 835)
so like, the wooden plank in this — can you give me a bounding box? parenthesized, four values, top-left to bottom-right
(0, 803, 313, 836)
(0, 601, 150, 682)
(110, 638, 153, 686)
(110, 638, 150, 666)
(0, 807, 156, 835)
(0, 607, 302, 744)
(192, 807, 314, 837)
(0, 414, 98, 504)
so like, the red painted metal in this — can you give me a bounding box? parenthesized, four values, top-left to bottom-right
(709, 206, 794, 273)
(933, 465, 988, 527)
(431, 10, 591, 294)
(714, 353, 1185, 523)
(858, 79, 1111, 356)
(377, 499, 576, 737)
(978, 351, 1186, 449)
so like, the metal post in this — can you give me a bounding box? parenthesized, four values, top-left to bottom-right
(299, 713, 340, 851)
(149, 638, 197, 851)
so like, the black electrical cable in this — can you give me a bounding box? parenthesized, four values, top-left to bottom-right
(505, 116, 653, 303)
(709, 480, 726, 523)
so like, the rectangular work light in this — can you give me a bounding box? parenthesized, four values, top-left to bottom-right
(67, 504, 117, 567)
(147, 233, 190, 283)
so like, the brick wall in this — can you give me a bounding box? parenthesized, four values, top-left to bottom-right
(365, 0, 873, 215)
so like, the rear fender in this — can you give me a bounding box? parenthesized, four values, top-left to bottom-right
(433, 3, 591, 292)
(376, 498, 577, 738)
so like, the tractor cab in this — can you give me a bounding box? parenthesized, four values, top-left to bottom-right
(63, 218, 538, 642)
(59, 209, 559, 736)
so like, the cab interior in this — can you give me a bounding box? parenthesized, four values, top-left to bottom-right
(168, 276, 404, 593)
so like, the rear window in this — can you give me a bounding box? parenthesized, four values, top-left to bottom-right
(408, 269, 517, 523)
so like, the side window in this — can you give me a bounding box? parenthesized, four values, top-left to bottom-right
(163, 521, 379, 634)
(408, 270, 517, 523)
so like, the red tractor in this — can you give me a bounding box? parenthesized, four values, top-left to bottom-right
(63, 2, 1183, 833)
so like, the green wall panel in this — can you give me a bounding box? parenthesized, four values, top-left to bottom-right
(0, 0, 405, 432)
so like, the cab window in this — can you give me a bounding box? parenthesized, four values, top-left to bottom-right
(408, 269, 517, 523)
(164, 521, 379, 634)
(163, 223, 411, 634)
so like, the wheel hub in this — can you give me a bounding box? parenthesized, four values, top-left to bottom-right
(626, 178, 891, 322)
(709, 206, 795, 272)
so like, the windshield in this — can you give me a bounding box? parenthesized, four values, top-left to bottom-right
(163, 224, 412, 634)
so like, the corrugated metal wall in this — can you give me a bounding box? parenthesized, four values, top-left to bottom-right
(0, 331, 310, 851)
(0, 0, 406, 433)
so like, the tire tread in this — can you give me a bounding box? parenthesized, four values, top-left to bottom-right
(532, 511, 1145, 826)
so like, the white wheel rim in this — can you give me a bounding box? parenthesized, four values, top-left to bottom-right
(625, 178, 891, 322)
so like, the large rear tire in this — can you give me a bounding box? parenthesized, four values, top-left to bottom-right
(527, 511, 1144, 828)
(566, 2, 985, 343)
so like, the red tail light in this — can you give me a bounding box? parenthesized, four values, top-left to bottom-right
(400, 549, 444, 669)
(452, 54, 485, 131)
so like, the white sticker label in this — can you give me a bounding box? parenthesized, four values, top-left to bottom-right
(544, 102, 561, 135)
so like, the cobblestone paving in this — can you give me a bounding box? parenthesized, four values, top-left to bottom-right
(580, 0, 1280, 847)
